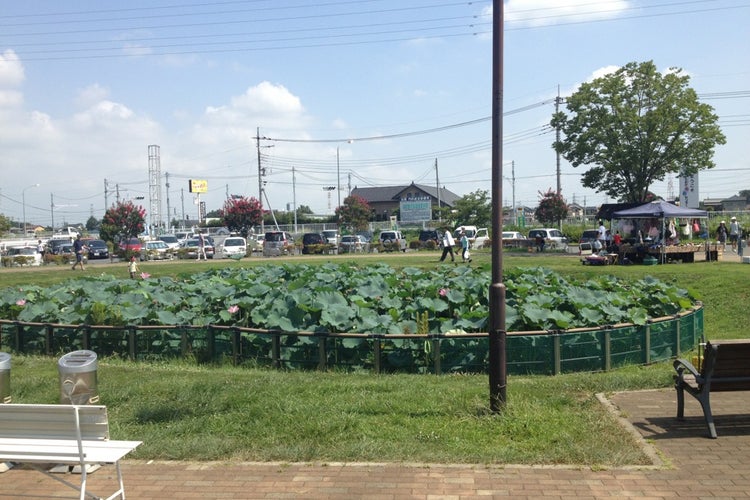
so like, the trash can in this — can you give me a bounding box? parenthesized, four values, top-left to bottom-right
(0, 352, 10, 404)
(58, 350, 99, 405)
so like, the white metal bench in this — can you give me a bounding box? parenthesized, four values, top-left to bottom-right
(0, 403, 141, 499)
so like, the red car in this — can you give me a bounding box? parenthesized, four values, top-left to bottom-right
(119, 238, 143, 253)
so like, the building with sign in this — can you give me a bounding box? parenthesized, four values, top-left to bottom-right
(350, 182, 460, 222)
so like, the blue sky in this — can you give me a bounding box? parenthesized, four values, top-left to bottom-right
(1, 0, 748, 228)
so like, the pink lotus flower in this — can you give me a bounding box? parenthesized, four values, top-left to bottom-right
(140, 272, 151, 279)
(228, 305, 240, 315)
(438, 288, 449, 297)
(15, 299, 26, 306)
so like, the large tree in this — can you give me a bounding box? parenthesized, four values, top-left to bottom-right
(222, 196, 262, 237)
(100, 201, 146, 244)
(551, 61, 726, 203)
(335, 195, 371, 231)
(534, 189, 568, 226)
(451, 189, 491, 227)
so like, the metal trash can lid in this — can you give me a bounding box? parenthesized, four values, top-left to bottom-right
(58, 350, 97, 374)
(0, 352, 9, 370)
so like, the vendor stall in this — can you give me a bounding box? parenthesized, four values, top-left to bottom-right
(611, 201, 710, 264)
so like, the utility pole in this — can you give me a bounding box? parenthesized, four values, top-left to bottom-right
(180, 188, 185, 229)
(336, 146, 341, 211)
(165, 172, 171, 232)
(50, 193, 54, 232)
(434, 158, 441, 222)
(511, 161, 516, 218)
(292, 166, 298, 233)
(256, 127, 265, 234)
(555, 86, 562, 196)
(488, 0, 506, 412)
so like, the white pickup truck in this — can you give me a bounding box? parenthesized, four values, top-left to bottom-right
(454, 226, 490, 249)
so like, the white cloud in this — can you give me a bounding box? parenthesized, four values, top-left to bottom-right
(75, 84, 110, 109)
(506, 0, 631, 27)
(0, 50, 24, 87)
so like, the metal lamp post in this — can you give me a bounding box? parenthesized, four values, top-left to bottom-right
(22, 183, 40, 236)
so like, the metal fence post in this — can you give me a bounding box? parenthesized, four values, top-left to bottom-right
(373, 335, 382, 374)
(128, 326, 137, 361)
(45, 323, 54, 356)
(553, 332, 561, 375)
(645, 321, 652, 365)
(317, 334, 327, 371)
(603, 328, 611, 372)
(432, 336, 441, 375)
(271, 330, 281, 369)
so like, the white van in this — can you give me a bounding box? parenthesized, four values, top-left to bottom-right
(454, 226, 490, 249)
(220, 237, 247, 259)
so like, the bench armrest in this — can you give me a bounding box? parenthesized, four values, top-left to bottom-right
(673, 357, 701, 380)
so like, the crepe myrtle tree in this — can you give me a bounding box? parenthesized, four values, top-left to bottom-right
(551, 60, 726, 203)
(336, 195, 371, 231)
(99, 201, 146, 244)
(222, 196, 262, 237)
(534, 189, 568, 226)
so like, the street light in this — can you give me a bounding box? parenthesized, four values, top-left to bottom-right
(22, 183, 40, 236)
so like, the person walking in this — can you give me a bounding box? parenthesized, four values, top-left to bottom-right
(71, 234, 86, 270)
(597, 220, 607, 245)
(197, 233, 207, 261)
(729, 216, 740, 252)
(717, 220, 728, 251)
(37, 239, 45, 265)
(459, 230, 472, 263)
(128, 256, 140, 278)
(439, 228, 455, 262)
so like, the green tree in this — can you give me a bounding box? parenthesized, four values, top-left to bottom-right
(0, 214, 11, 235)
(552, 60, 726, 203)
(534, 189, 568, 226)
(100, 201, 146, 244)
(335, 195, 371, 231)
(222, 196, 262, 237)
(85, 216, 100, 232)
(452, 190, 491, 227)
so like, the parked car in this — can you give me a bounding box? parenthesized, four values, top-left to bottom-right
(502, 231, 525, 240)
(5, 246, 42, 266)
(140, 240, 174, 261)
(119, 237, 143, 253)
(527, 228, 568, 250)
(579, 229, 600, 244)
(158, 234, 181, 250)
(178, 238, 215, 259)
(339, 235, 367, 253)
(59, 244, 88, 265)
(47, 237, 74, 255)
(321, 229, 339, 246)
(454, 226, 490, 248)
(418, 229, 439, 247)
(301, 233, 326, 254)
(219, 237, 247, 259)
(378, 230, 407, 252)
(85, 239, 109, 259)
(263, 231, 294, 257)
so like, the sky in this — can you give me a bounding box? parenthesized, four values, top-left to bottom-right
(1, 0, 748, 230)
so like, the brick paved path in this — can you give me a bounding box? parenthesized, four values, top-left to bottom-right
(2, 388, 749, 499)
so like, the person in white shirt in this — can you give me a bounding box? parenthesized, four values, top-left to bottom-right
(439, 228, 455, 262)
(729, 216, 740, 252)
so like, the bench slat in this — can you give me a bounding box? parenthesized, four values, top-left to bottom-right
(0, 438, 141, 464)
(674, 339, 750, 438)
(0, 404, 110, 441)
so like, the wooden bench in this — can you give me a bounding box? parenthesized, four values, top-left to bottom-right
(673, 339, 750, 438)
(0, 404, 141, 499)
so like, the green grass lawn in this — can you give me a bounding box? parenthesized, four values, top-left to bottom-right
(3, 249, 749, 466)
